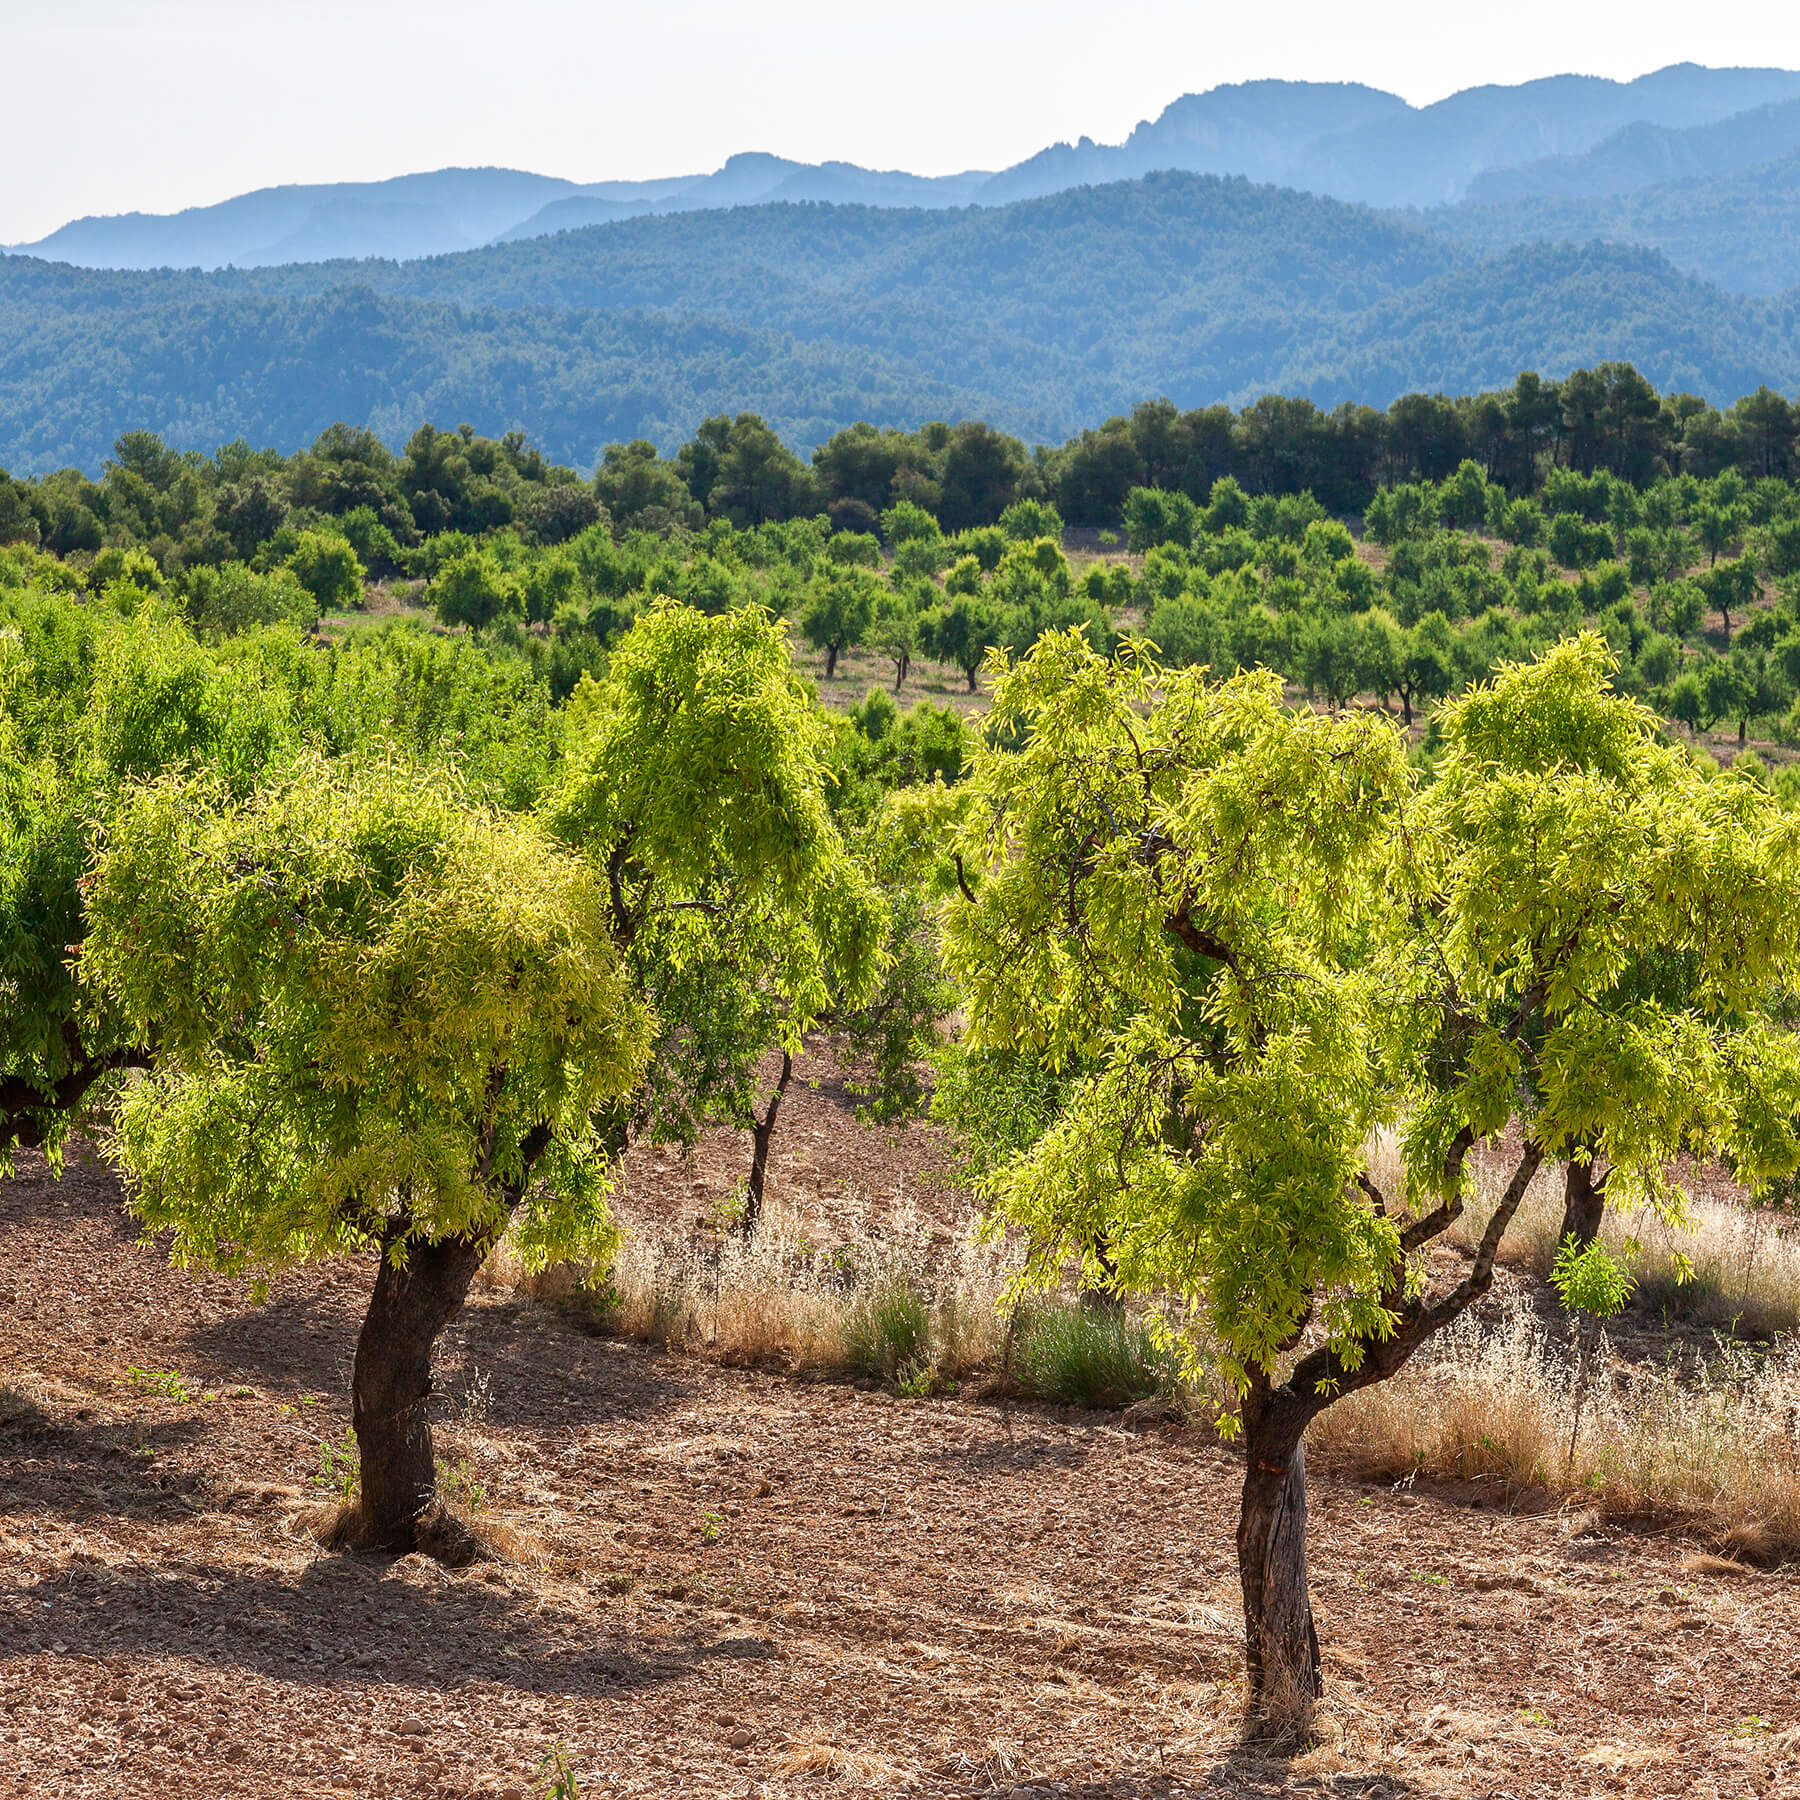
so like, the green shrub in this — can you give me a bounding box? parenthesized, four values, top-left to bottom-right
(845, 1281, 931, 1380)
(286, 529, 366, 610)
(1019, 1303, 1169, 1407)
(184, 562, 318, 637)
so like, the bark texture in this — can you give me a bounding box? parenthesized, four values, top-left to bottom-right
(1237, 1380, 1321, 1712)
(351, 1230, 490, 1552)
(1558, 1146, 1607, 1251)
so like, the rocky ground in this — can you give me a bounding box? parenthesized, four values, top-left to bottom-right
(3, 1112, 1798, 1800)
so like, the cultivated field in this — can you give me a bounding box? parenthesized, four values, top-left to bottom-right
(4, 1059, 1798, 1799)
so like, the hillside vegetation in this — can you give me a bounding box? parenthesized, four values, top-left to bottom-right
(11, 174, 1800, 473)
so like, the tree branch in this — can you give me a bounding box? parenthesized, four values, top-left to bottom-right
(1162, 908, 1242, 976)
(0, 1027, 147, 1153)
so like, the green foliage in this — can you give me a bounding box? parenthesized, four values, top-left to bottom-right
(845, 1281, 931, 1383)
(944, 631, 1413, 1380)
(127, 1366, 201, 1402)
(1411, 637, 1800, 1208)
(1124, 486, 1200, 552)
(800, 568, 879, 678)
(84, 758, 653, 1276)
(316, 1426, 361, 1500)
(551, 601, 883, 1152)
(182, 562, 317, 638)
(285, 528, 365, 611)
(1549, 1236, 1635, 1321)
(433, 546, 525, 631)
(535, 1743, 582, 1800)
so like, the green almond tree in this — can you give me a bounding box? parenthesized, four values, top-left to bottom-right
(1411, 635, 1800, 1263)
(549, 599, 884, 1234)
(81, 760, 653, 1552)
(943, 630, 1800, 1719)
(942, 633, 1414, 1713)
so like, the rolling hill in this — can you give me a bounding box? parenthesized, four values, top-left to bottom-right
(1435, 151, 1800, 295)
(6, 172, 1799, 476)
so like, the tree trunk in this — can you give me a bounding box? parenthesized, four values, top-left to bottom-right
(966, 664, 979, 692)
(1398, 687, 1413, 728)
(1237, 1381, 1321, 1717)
(825, 644, 840, 680)
(352, 1229, 491, 1551)
(1558, 1147, 1607, 1251)
(740, 1049, 793, 1238)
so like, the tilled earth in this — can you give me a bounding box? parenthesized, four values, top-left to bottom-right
(4, 1133, 1799, 1800)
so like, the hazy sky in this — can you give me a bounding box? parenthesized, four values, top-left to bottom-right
(9, 1, 1800, 242)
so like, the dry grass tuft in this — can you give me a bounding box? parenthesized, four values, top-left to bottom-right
(0, 1383, 41, 1428)
(1679, 1551, 1760, 1579)
(1248, 1668, 1319, 1746)
(775, 1739, 913, 1785)
(1310, 1294, 1800, 1557)
(1579, 1742, 1676, 1772)
(1722, 1516, 1779, 1566)
(311, 1499, 498, 1569)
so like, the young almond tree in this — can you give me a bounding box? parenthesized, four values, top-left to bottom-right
(82, 761, 653, 1553)
(1411, 635, 1800, 1266)
(943, 630, 1800, 1718)
(548, 599, 884, 1234)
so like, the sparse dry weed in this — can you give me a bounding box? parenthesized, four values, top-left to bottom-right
(1442, 1148, 1800, 1337)
(1310, 1294, 1800, 1557)
(776, 1738, 914, 1785)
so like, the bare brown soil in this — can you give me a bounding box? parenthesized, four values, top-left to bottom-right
(4, 1118, 1800, 1800)
(608, 1050, 960, 1243)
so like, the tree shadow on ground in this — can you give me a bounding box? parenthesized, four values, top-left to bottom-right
(3, 1554, 776, 1699)
(0, 1391, 217, 1523)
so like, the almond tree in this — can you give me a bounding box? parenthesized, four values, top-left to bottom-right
(83, 760, 653, 1553)
(942, 630, 1800, 1718)
(84, 599, 877, 1551)
(548, 599, 884, 1235)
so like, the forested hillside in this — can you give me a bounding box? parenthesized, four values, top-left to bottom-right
(9, 172, 1800, 474)
(1440, 150, 1800, 295)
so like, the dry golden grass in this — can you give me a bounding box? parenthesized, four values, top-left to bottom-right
(1437, 1145, 1800, 1337)
(774, 1739, 915, 1785)
(489, 1193, 1021, 1385)
(488, 1155, 1800, 1561)
(1309, 1294, 1800, 1556)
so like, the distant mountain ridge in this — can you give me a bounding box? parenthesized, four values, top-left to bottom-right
(6, 170, 1799, 478)
(18, 168, 580, 272)
(16, 62, 1800, 272)
(1465, 96, 1800, 203)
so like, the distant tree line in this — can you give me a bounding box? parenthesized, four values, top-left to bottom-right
(7, 364, 1800, 577)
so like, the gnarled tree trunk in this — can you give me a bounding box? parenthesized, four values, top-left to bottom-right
(1237, 1377, 1321, 1718)
(351, 1229, 490, 1552)
(1558, 1145, 1607, 1251)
